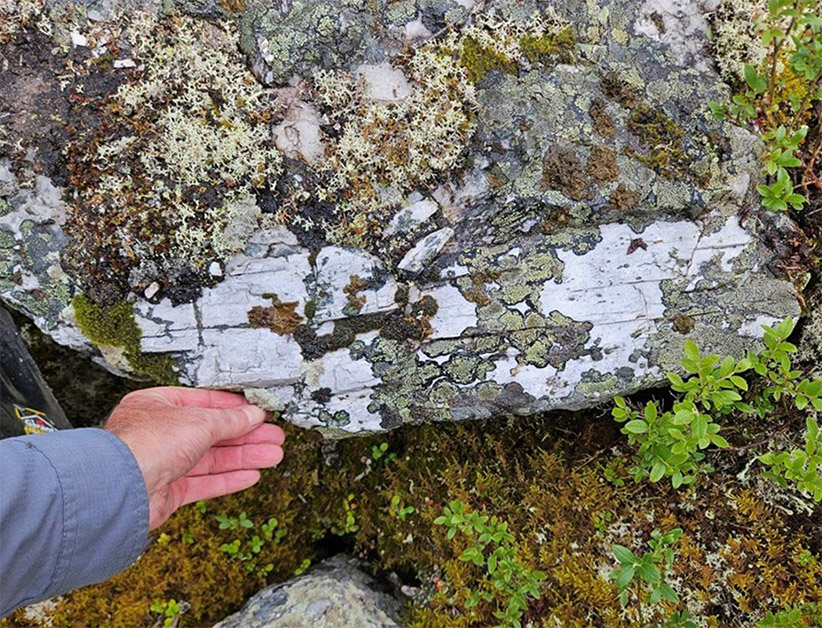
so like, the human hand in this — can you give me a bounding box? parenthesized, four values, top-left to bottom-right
(104, 387, 284, 530)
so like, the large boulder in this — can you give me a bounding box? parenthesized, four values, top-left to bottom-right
(212, 555, 402, 628)
(0, 0, 803, 434)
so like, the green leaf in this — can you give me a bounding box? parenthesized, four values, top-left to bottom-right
(684, 340, 699, 361)
(711, 434, 730, 448)
(613, 545, 636, 565)
(625, 420, 649, 434)
(650, 460, 667, 482)
(616, 565, 635, 589)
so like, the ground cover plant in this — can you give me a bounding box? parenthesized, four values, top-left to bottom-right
(3, 320, 821, 628)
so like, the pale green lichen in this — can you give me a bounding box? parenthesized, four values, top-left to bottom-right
(66, 12, 282, 300)
(710, 0, 773, 83)
(0, 0, 45, 42)
(312, 44, 477, 248)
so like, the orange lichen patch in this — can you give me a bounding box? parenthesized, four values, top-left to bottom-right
(609, 183, 642, 211)
(589, 97, 616, 139)
(586, 145, 619, 183)
(248, 301, 303, 335)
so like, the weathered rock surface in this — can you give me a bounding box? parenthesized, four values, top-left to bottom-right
(0, 0, 804, 434)
(212, 555, 402, 628)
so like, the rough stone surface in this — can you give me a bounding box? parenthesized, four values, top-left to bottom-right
(212, 555, 402, 628)
(0, 0, 805, 434)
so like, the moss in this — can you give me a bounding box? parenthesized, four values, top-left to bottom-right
(519, 26, 576, 65)
(4, 403, 821, 628)
(626, 103, 690, 179)
(459, 36, 518, 83)
(72, 294, 178, 385)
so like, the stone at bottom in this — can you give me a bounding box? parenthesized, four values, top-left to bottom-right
(212, 555, 403, 628)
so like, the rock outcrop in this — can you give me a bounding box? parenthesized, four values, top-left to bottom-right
(0, 0, 803, 434)
(212, 555, 402, 628)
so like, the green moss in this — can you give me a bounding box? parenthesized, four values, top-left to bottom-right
(626, 103, 690, 180)
(4, 407, 821, 628)
(460, 36, 518, 83)
(72, 294, 178, 385)
(519, 26, 576, 65)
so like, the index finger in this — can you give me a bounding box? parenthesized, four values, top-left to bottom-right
(146, 387, 250, 409)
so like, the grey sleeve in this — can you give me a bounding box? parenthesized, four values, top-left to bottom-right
(0, 428, 149, 618)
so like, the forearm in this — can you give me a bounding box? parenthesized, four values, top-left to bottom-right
(0, 428, 149, 618)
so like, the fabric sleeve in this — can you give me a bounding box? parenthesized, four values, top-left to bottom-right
(0, 428, 149, 618)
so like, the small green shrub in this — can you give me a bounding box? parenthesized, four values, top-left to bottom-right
(760, 417, 822, 502)
(614, 318, 822, 490)
(434, 501, 545, 628)
(610, 528, 682, 608)
(389, 495, 415, 521)
(613, 340, 745, 487)
(653, 611, 699, 628)
(758, 603, 822, 627)
(331, 494, 359, 535)
(710, 0, 822, 212)
(148, 599, 187, 628)
(215, 512, 285, 577)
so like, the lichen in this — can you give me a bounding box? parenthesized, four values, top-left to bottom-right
(586, 145, 619, 184)
(247, 299, 303, 336)
(64, 13, 282, 304)
(0, 0, 45, 43)
(588, 97, 616, 139)
(541, 144, 592, 200)
(608, 183, 642, 211)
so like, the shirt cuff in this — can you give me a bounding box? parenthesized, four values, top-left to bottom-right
(24, 428, 149, 597)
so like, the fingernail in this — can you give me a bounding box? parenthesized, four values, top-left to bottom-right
(241, 405, 266, 425)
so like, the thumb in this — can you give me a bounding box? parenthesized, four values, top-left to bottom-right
(200, 405, 268, 445)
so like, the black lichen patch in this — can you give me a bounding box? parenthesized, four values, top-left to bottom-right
(0, 30, 117, 186)
(586, 145, 619, 183)
(293, 296, 438, 361)
(541, 144, 592, 200)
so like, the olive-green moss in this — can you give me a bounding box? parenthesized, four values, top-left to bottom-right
(626, 103, 690, 180)
(71, 294, 178, 385)
(4, 408, 819, 628)
(519, 26, 576, 65)
(460, 36, 518, 83)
